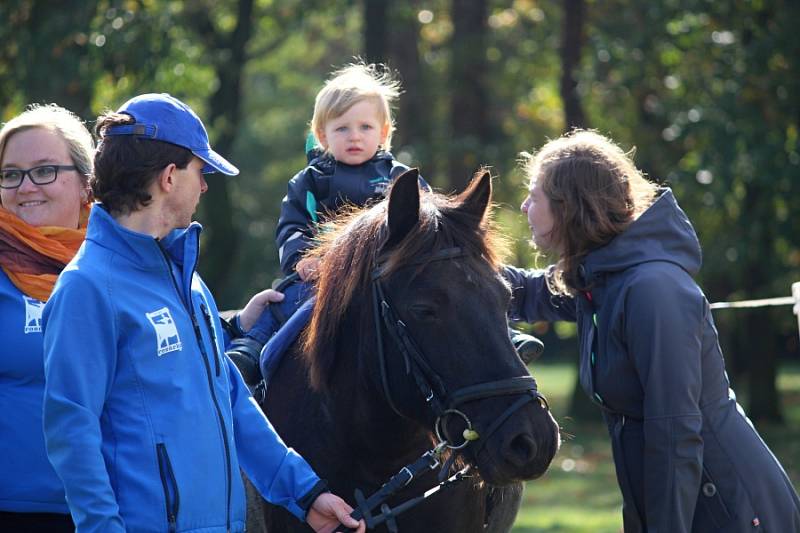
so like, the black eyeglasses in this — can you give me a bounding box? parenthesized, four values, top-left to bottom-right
(0, 165, 77, 189)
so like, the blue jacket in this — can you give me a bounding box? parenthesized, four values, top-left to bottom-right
(0, 270, 68, 514)
(276, 150, 427, 274)
(505, 189, 800, 532)
(42, 206, 321, 533)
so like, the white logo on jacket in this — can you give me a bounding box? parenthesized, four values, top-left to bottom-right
(145, 307, 182, 356)
(23, 296, 44, 334)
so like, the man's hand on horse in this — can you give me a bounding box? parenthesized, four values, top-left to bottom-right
(296, 256, 321, 282)
(238, 288, 285, 333)
(306, 492, 365, 533)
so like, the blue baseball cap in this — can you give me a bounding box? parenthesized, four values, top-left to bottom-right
(104, 93, 239, 176)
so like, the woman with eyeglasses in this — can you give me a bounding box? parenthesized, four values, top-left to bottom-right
(0, 104, 93, 532)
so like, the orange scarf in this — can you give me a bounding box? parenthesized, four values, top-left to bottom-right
(0, 205, 89, 301)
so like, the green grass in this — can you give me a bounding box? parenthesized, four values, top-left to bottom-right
(511, 361, 800, 532)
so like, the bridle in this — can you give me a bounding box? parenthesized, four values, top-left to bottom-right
(371, 246, 546, 455)
(339, 246, 550, 532)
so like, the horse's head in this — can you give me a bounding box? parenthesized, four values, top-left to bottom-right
(302, 169, 560, 485)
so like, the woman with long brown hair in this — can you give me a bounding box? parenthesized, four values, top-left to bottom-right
(505, 129, 800, 532)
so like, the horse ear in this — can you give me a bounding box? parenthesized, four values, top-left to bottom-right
(385, 169, 421, 248)
(457, 169, 492, 225)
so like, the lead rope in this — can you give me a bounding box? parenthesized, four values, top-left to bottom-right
(337, 441, 473, 533)
(337, 408, 487, 532)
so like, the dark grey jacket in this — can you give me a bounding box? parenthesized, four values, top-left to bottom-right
(275, 151, 427, 275)
(505, 189, 800, 532)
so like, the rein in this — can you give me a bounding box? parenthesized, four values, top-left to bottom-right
(342, 442, 472, 532)
(341, 247, 547, 531)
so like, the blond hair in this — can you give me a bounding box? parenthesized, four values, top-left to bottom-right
(0, 104, 95, 190)
(521, 129, 658, 295)
(311, 63, 401, 151)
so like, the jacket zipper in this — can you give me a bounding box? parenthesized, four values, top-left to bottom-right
(201, 303, 222, 376)
(156, 443, 180, 533)
(156, 238, 232, 531)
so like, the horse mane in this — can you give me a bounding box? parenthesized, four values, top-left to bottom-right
(301, 176, 509, 390)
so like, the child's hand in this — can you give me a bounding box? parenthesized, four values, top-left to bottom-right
(296, 257, 321, 281)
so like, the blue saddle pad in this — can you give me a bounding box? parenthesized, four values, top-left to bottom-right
(259, 296, 315, 385)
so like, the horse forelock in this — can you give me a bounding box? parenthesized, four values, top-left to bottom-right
(301, 189, 509, 390)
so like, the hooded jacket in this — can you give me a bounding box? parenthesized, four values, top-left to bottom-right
(275, 150, 427, 275)
(42, 206, 321, 533)
(0, 270, 68, 514)
(505, 189, 800, 532)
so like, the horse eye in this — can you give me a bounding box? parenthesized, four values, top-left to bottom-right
(408, 304, 437, 320)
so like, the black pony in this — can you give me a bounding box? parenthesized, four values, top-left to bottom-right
(257, 170, 560, 532)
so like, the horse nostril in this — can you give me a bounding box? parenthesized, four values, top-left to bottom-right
(504, 433, 538, 468)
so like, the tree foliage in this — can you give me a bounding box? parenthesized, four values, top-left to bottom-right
(2, 0, 798, 420)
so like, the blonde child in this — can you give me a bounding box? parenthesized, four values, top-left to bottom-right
(233, 63, 540, 383)
(276, 63, 428, 279)
(227, 64, 430, 384)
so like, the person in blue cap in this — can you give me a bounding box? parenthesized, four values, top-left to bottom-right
(41, 93, 365, 533)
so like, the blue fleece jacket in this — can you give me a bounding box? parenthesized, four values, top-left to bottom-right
(0, 270, 68, 514)
(42, 205, 320, 533)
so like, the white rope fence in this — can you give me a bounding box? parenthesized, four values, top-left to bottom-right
(709, 282, 800, 341)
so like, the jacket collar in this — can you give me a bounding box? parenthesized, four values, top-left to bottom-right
(86, 204, 203, 272)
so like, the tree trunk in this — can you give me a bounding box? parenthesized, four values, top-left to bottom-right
(736, 5, 783, 424)
(363, 0, 388, 64)
(20, 1, 99, 117)
(388, 2, 430, 170)
(743, 310, 783, 423)
(735, 184, 782, 422)
(184, 0, 254, 305)
(560, 0, 587, 130)
(448, 0, 488, 191)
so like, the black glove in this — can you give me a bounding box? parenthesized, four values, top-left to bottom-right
(509, 327, 545, 364)
(226, 337, 264, 386)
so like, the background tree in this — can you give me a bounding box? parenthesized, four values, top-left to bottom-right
(388, 2, 431, 170)
(182, 0, 255, 303)
(7, 1, 99, 117)
(560, 0, 586, 130)
(447, 0, 489, 191)
(585, 0, 800, 421)
(1, 0, 797, 423)
(363, 0, 388, 64)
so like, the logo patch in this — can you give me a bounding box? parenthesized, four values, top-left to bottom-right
(369, 176, 390, 197)
(145, 307, 182, 356)
(23, 296, 44, 334)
